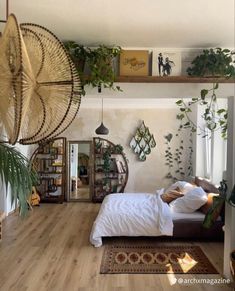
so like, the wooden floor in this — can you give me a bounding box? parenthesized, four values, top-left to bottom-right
(0, 203, 232, 291)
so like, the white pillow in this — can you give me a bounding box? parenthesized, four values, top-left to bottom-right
(165, 181, 195, 194)
(169, 186, 207, 213)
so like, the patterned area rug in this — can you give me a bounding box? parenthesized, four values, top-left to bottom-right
(100, 241, 218, 274)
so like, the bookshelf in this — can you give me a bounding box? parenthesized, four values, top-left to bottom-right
(31, 137, 67, 203)
(93, 137, 128, 202)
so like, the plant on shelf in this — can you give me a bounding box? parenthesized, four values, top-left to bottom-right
(113, 144, 123, 154)
(94, 139, 102, 154)
(0, 143, 38, 216)
(187, 48, 235, 77)
(176, 83, 228, 139)
(102, 150, 111, 172)
(179, 48, 234, 139)
(87, 45, 122, 92)
(63, 41, 90, 95)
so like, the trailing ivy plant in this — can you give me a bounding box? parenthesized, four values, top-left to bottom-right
(187, 48, 235, 77)
(64, 42, 122, 94)
(176, 83, 228, 139)
(164, 131, 193, 182)
(87, 45, 122, 92)
(164, 133, 174, 180)
(174, 138, 185, 177)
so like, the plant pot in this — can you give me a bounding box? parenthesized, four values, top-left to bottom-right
(72, 58, 85, 73)
(230, 250, 235, 281)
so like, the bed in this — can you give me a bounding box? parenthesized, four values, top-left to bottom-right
(90, 177, 224, 247)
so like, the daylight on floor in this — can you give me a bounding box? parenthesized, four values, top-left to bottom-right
(0, 0, 235, 290)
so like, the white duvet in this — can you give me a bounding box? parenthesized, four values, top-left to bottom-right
(90, 191, 173, 247)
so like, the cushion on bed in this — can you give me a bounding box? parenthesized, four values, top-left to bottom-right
(169, 186, 207, 213)
(199, 193, 220, 214)
(165, 181, 195, 194)
(161, 188, 184, 203)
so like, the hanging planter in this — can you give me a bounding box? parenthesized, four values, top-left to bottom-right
(130, 121, 156, 161)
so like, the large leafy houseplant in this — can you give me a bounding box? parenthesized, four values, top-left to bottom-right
(64, 42, 122, 93)
(87, 45, 122, 92)
(187, 48, 235, 77)
(0, 143, 38, 216)
(63, 41, 89, 95)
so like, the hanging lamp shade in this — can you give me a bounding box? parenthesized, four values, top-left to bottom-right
(95, 122, 109, 135)
(0, 14, 82, 145)
(95, 98, 109, 135)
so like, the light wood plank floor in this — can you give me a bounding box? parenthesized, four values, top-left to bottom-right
(0, 203, 232, 291)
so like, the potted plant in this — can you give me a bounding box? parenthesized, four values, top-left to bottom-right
(0, 143, 38, 216)
(63, 41, 89, 73)
(63, 41, 90, 95)
(87, 45, 122, 92)
(187, 48, 235, 77)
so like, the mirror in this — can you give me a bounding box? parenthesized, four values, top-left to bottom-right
(68, 141, 92, 201)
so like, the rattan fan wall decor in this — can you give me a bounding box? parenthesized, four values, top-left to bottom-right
(0, 14, 82, 145)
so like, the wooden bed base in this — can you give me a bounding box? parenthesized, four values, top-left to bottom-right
(173, 220, 224, 241)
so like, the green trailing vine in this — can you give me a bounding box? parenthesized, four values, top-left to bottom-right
(176, 83, 228, 139)
(164, 131, 193, 182)
(164, 133, 174, 180)
(174, 138, 185, 177)
(187, 48, 235, 77)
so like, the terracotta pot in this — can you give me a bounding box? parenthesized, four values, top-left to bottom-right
(230, 250, 235, 281)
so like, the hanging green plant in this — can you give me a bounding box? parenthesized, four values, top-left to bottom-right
(164, 131, 193, 182)
(187, 48, 235, 77)
(164, 133, 174, 180)
(87, 45, 122, 92)
(63, 41, 90, 95)
(176, 83, 228, 139)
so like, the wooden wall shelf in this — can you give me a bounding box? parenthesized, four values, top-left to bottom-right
(115, 76, 235, 83)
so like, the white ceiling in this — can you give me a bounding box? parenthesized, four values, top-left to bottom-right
(1, 0, 235, 48)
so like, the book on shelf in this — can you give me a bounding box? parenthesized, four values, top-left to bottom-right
(115, 159, 125, 173)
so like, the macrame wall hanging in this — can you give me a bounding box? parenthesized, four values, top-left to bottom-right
(130, 121, 156, 161)
(0, 11, 82, 145)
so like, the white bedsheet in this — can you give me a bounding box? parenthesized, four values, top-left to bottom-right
(90, 191, 173, 247)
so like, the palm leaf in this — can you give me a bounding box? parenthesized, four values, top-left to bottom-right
(0, 143, 38, 216)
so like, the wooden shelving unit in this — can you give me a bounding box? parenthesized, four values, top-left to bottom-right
(31, 137, 67, 203)
(115, 76, 235, 83)
(93, 137, 129, 203)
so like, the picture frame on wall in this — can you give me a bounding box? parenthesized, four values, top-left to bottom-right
(119, 50, 149, 76)
(152, 50, 181, 76)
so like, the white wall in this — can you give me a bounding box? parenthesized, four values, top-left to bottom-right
(63, 81, 234, 193)
(64, 99, 189, 193)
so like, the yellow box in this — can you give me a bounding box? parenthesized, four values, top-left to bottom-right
(119, 50, 149, 76)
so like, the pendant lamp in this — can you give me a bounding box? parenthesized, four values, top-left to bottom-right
(95, 98, 109, 135)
